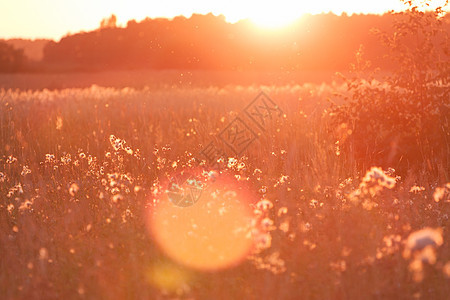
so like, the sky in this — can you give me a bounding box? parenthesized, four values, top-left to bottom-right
(0, 0, 446, 40)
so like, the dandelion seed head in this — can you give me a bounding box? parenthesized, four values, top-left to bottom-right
(56, 116, 63, 130)
(303, 240, 316, 250)
(277, 207, 288, 216)
(300, 222, 312, 232)
(256, 198, 273, 211)
(409, 185, 425, 193)
(261, 217, 275, 231)
(403, 227, 443, 282)
(39, 248, 48, 260)
(20, 165, 31, 176)
(443, 261, 450, 278)
(19, 199, 33, 211)
(60, 154, 72, 165)
(227, 157, 237, 168)
(309, 199, 319, 208)
(255, 232, 272, 251)
(330, 260, 346, 273)
(237, 162, 246, 171)
(69, 183, 79, 197)
(433, 183, 449, 203)
(279, 221, 289, 233)
(253, 168, 262, 175)
(125, 146, 133, 155)
(404, 227, 443, 257)
(77, 286, 85, 295)
(6, 155, 17, 164)
(363, 167, 396, 189)
(112, 194, 123, 203)
(7, 203, 15, 213)
(349, 167, 396, 207)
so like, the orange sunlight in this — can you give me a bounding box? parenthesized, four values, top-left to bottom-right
(229, 2, 304, 28)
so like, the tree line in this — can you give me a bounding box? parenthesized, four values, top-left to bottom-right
(2, 12, 449, 72)
(0, 41, 26, 72)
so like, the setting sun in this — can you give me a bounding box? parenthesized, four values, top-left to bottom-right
(237, 3, 304, 28)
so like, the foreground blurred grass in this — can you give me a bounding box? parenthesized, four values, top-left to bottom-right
(0, 84, 449, 299)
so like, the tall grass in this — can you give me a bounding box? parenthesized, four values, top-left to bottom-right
(0, 81, 448, 299)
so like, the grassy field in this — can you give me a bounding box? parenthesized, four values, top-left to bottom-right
(0, 78, 448, 299)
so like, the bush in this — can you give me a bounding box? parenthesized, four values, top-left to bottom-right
(329, 0, 449, 175)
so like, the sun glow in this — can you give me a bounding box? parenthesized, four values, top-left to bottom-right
(245, 4, 303, 28)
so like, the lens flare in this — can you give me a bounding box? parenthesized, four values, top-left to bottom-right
(148, 172, 255, 271)
(146, 260, 192, 293)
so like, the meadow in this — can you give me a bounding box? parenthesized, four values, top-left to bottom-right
(0, 75, 448, 299)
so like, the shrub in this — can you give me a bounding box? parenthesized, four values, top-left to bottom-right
(329, 0, 449, 175)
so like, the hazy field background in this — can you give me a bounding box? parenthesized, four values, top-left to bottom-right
(0, 70, 342, 90)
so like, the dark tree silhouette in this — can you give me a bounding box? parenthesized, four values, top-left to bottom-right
(42, 12, 449, 72)
(0, 41, 26, 72)
(100, 14, 117, 29)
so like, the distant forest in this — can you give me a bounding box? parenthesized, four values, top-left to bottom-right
(1, 12, 449, 72)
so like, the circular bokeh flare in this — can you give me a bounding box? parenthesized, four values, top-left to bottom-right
(148, 173, 254, 271)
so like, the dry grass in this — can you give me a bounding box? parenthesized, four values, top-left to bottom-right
(0, 83, 449, 299)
